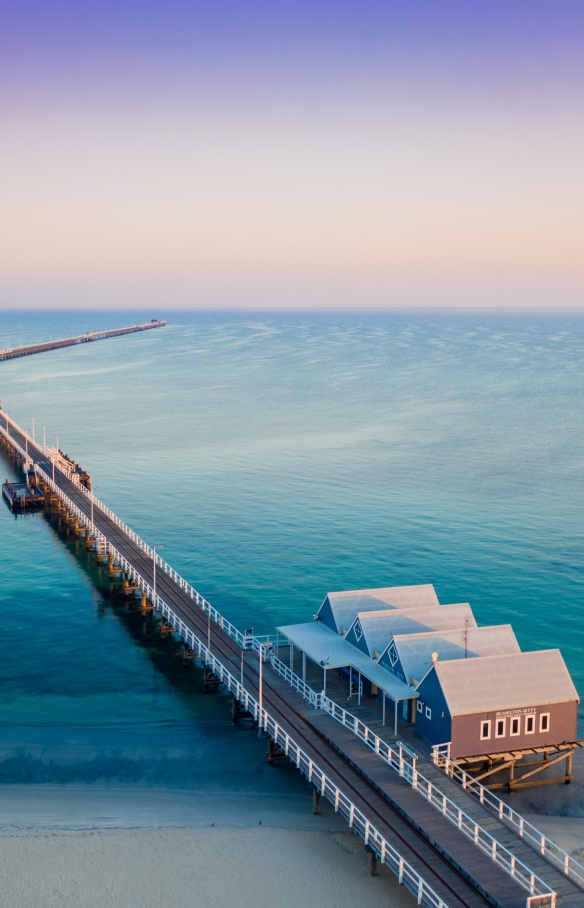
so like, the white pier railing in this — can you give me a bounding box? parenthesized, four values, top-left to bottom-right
(432, 743, 584, 893)
(267, 653, 556, 907)
(0, 418, 447, 906)
(0, 412, 562, 907)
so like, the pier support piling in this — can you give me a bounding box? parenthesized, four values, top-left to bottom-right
(266, 739, 290, 764)
(312, 788, 321, 815)
(364, 846, 378, 877)
(203, 667, 221, 694)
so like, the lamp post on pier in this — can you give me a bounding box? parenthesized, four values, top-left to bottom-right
(152, 545, 163, 607)
(258, 642, 271, 735)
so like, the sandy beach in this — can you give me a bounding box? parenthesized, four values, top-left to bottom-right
(0, 785, 417, 908)
(3, 751, 584, 908)
(0, 827, 418, 908)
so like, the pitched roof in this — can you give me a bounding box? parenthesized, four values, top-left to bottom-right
(360, 603, 477, 659)
(276, 622, 418, 701)
(391, 625, 520, 686)
(430, 650, 580, 716)
(319, 584, 439, 634)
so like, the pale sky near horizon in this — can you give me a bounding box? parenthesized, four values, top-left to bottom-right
(1, 2, 583, 310)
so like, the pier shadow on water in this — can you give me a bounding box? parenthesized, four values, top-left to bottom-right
(0, 446, 310, 803)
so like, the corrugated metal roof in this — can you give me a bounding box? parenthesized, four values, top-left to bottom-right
(431, 650, 580, 716)
(358, 603, 477, 659)
(276, 621, 418, 701)
(392, 625, 520, 686)
(321, 584, 439, 634)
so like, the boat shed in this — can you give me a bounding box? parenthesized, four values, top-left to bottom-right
(414, 649, 579, 759)
(380, 624, 520, 687)
(316, 584, 439, 636)
(276, 620, 418, 732)
(345, 603, 477, 660)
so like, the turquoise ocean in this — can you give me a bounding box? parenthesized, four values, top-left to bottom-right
(0, 309, 583, 797)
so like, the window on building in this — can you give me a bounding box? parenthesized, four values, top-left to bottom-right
(539, 713, 550, 733)
(495, 718, 506, 738)
(510, 717, 520, 736)
(425, 706, 432, 720)
(354, 621, 363, 642)
(417, 700, 423, 713)
(525, 714, 535, 734)
(387, 641, 399, 667)
(480, 720, 491, 740)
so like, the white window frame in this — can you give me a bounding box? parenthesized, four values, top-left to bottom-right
(425, 706, 432, 720)
(510, 716, 521, 736)
(539, 712, 550, 733)
(525, 714, 536, 734)
(386, 641, 399, 667)
(480, 719, 491, 740)
(417, 700, 423, 713)
(354, 621, 363, 642)
(495, 717, 506, 739)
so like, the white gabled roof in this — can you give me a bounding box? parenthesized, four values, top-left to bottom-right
(431, 650, 580, 716)
(392, 625, 520, 686)
(276, 622, 418, 701)
(366, 603, 477, 659)
(319, 584, 439, 634)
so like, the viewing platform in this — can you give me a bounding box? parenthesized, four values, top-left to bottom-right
(1, 478, 45, 511)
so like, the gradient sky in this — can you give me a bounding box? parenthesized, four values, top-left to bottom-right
(1, 1, 583, 309)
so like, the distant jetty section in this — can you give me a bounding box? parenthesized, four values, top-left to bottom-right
(0, 319, 167, 362)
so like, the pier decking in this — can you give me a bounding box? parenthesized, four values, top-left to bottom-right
(2, 409, 584, 908)
(0, 320, 166, 362)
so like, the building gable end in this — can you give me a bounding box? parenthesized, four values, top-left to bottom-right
(316, 597, 337, 634)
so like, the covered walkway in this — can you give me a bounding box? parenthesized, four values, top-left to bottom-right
(277, 621, 418, 733)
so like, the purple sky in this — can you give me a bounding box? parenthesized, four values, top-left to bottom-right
(1, 1, 583, 308)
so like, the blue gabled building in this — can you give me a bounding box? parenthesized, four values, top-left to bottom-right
(415, 650, 579, 760)
(315, 585, 439, 636)
(379, 623, 518, 685)
(345, 603, 476, 663)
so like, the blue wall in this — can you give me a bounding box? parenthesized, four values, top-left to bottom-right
(316, 597, 337, 633)
(344, 619, 371, 656)
(378, 642, 408, 684)
(415, 667, 452, 746)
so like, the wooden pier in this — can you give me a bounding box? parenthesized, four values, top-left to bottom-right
(2, 409, 584, 908)
(0, 319, 166, 362)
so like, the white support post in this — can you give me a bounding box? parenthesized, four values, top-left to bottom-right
(323, 667, 327, 696)
(358, 672, 361, 705)
(302, 651, 306, 683)
(382, 693, 385, 726)
(394, 699, 399, 735)
(290, 642, 293, 669)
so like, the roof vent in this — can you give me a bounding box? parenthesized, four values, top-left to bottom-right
(432, 652, 439, 663)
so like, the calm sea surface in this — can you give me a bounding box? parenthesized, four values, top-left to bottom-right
(0, 309, 583, 790)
